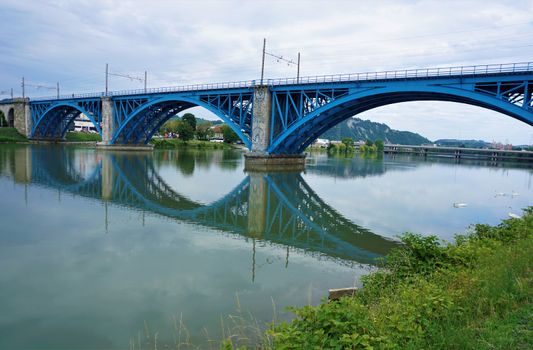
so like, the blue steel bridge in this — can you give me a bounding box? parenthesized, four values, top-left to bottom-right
(1, 62, 532, 155)
(5, 147, 397, 263)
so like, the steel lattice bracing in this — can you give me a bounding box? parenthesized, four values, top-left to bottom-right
(30, 98, 102, 139)
(266, 73, 533, 154)
(110, 90, 254, 147)
(24, 62, 533, 152)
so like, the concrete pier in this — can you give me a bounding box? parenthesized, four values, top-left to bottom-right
(245, 85, 306, 171)
(244, 153, 306, 172)
(247, 173, 268, 237)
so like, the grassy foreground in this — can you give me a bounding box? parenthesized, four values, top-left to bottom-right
(151, 138, 236, 149)
(0, 128, 27, 142)
(249, 209, 533, 349)
(64, 132, 102, 142)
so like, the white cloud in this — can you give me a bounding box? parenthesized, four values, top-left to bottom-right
(0, 0, 532, 143)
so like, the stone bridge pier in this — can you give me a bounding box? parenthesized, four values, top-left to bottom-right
(0, 98, 31, 137)
(244, 86, 306, 171)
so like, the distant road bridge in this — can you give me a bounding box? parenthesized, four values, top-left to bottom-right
(1, 62, 532, 156)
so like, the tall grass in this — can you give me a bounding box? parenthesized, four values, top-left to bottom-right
(0, 127, 27, 142)
(64, 132, 102, 142)
(267, 208, 533, 349)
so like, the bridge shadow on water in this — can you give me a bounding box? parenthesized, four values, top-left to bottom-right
(0, 145, 400, 265)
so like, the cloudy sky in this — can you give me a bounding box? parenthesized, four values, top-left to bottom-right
(0, 0, 532, 144)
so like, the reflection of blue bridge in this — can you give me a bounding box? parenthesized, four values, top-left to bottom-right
(26, 148, 396, 263)
(1, 62, 532, 155)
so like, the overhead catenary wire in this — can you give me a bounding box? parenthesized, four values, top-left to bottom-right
(105, 63, 147, 95)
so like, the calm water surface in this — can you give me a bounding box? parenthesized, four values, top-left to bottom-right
(0, 145, 531, 349)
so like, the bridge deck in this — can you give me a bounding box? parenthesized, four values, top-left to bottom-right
(12, 61, 533, 103)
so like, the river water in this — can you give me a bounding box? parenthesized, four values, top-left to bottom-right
(0, 145, 531, 349)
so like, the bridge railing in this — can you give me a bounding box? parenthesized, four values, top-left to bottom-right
(31, 80, 256, 101)
(267, 61, 533, 86)
(28, 61, 533, 101)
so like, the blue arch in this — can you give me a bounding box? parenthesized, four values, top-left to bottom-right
(268, 85, 533, 154)
(111, 95, 252, 148)
(31, 102, 102, 138)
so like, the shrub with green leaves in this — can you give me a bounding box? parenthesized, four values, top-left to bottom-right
(266, 208, 533, 350)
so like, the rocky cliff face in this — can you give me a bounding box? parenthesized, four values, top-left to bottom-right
(320, 118, 431, 145)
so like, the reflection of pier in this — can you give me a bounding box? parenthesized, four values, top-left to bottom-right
(2, 146, 397, 263)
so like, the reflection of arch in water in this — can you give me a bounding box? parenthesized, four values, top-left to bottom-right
(28, 150, 397, 263)
(30, 147, 103, 196)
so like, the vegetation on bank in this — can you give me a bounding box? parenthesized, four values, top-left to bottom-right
(0, 111, 8, 127)
(0, 128, 28, 142)
(308, 138, 385, 157)
(259, 208, 533, 350)
(156, 113, 241, 147)
(64, 132, 102, 142)
(151, 138, 237, 149)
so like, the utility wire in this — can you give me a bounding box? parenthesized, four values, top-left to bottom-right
(265, 52, 298, 66)
(107, 71, 144, 83)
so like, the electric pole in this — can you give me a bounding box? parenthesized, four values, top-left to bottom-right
(144, 70, 147, 93)
(105, 63, 109, 96)
(260, 40, 300, 83)
(260, 38, 266, 85)
(22, 77, 25, 98)
(297, 52, 301, 83)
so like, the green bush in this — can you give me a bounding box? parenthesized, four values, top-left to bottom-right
(151, 138, 234, 150)
(266, 208, 533, 350)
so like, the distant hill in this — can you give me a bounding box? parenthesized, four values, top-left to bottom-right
(169, 115, 222, 125)
(434, 139, 490, 148)
(320, 118, 431, 145)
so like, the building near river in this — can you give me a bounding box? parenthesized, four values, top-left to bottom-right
(67, 114, 99, 133)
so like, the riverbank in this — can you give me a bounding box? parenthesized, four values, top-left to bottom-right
(151, 138, 237, 149)
(64, 132, 101, 142)
(0, 130, 102, 144)
(260, 209, 533, 349)
(0, 128, 27, 143)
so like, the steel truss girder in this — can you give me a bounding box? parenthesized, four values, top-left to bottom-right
(110, 91, 253, 146)
(30, 99, 102, 139)
(268, 75, 533, 154)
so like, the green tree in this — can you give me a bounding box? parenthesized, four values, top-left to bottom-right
(176, 120, 194, 141)
(341, 137, 354, 148)
(196, 123, 214, 141)
(182, 113, 197, 133)
(0, 111, 6, 127)
(375, 139, 384, 152)
(365, 139, 374, 147)
(221, 124, 239, 143)
(160, 119, 180, 134)
(341, 137, 355, 154)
